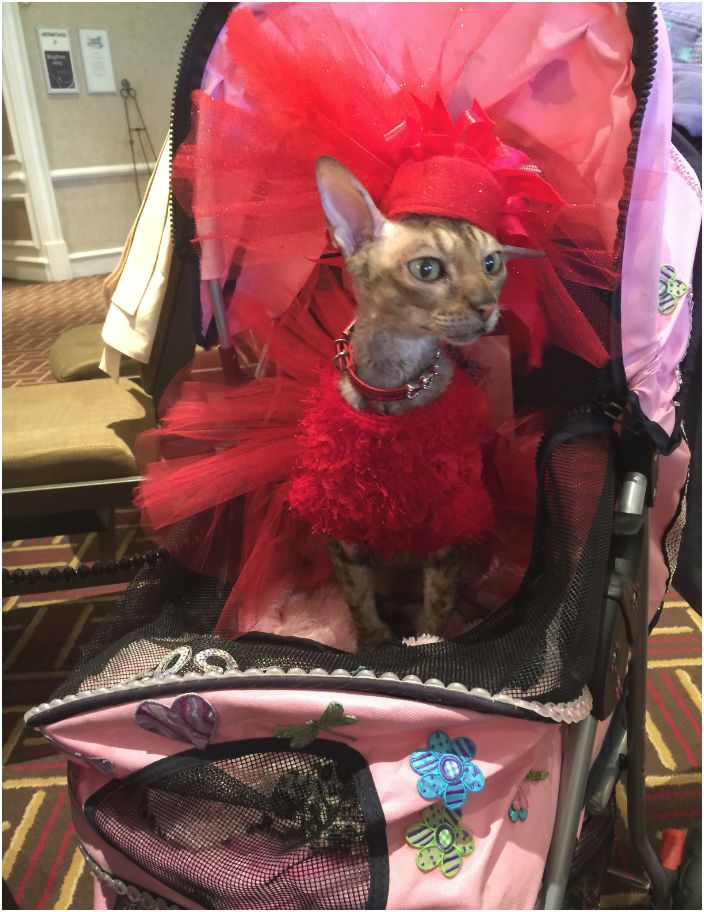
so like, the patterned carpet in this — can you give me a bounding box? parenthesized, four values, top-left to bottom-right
(2, 276, 108, 389)
(2, 277, 701, 909)
(602, 599, 702, 908)
(2, 275, 141, 908)
(3, 519, 142, 910)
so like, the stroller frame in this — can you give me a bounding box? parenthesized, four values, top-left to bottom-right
(181, 5, 690, 905)
(166, 3, 698, 906)
(180, 4, 688, 909)
(22, 427, 681, 909)
(539, 459, 672, 909)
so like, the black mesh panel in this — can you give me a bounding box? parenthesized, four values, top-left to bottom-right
(85, 741, 387, 910)
(52, 425, 614, 707)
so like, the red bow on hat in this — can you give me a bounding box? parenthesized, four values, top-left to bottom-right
(382, 96, 564, 245)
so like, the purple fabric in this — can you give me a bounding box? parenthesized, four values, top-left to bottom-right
(135, 693, 218, 749)
(621, 8, 701, 441)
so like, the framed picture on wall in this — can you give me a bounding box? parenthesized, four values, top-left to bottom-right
(37, 28, 78, 94)
(79, 29, 117, 93)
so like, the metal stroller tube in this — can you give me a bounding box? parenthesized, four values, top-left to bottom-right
(625, 507, 673, 909)
(207, 279, 242, 385)
(603, 469, 673, 907)
(617, 471, 647, 515)
(538, 470, 671, 910)
(585, 698, 627, 815)
(537, 714, 599, 909)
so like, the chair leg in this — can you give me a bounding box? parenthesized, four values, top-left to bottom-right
(96, 508, 117, 562)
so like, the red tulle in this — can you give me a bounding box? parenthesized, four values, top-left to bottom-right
(136, 265, 534, 637)
(172, 2, 633, 365)
(288, 369, 495, 558)
(138, 3, 639, 638)
(137, 268, 354, 635)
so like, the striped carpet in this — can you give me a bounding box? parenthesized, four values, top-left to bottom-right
(2, 276, 701, 908)
(601, 599, 702, 908)
(3, 512, 152, 910)
(2, 276, 108, 389)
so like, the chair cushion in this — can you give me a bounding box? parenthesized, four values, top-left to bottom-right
(49, 324, 141, 382)
(3, 379, 155, 488)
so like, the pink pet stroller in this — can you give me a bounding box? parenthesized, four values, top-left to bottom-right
(26, 4, 700, 909)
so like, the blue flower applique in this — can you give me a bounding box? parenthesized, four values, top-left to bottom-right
(410, 730, 485, 810)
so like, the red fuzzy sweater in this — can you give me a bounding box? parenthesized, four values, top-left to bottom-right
(287, 368, 494, 557)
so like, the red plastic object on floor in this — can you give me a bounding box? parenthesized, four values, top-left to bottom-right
(659, 828, 687, 871)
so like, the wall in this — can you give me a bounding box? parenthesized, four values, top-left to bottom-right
(2, 102, 15, 154)
(2, 100, 32, 244)
(2, 199, 33, 241)
(17, 2, 200, 274)
(2, 83, 46, 278)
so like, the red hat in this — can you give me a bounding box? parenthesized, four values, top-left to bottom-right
(381, 96, 563, 244)
(384, 156, 505, 235)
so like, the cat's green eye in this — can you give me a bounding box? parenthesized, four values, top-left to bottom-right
(408, 257, 444, 282)
(482, 252, 503, 276)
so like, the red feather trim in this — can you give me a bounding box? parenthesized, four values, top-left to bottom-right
(288, 368, 495, 557)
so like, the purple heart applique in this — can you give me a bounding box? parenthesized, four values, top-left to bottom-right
(135, 693, 217, 750)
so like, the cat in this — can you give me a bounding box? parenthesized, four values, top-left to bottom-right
(314, 155, 542, 650)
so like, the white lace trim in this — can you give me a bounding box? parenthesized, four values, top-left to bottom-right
(26, 661, 593, 725)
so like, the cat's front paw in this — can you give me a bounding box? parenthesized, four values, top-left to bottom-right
(355, 620, 393, 653)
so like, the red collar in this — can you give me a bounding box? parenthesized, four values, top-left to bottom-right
(333, 323, 442, 402)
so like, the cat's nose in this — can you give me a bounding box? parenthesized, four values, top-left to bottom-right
(471, 301, 496, 322)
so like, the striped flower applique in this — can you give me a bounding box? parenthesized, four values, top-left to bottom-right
(658, 264, 689, 315)
(406, 803, 475, 878)
(409, 730, 485, 810)
(508, 769, 549, 823)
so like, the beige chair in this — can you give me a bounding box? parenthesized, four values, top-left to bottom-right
(48, 135, 169, 386)
(49, 324, 140, 382)
(2, 253, 196, 587)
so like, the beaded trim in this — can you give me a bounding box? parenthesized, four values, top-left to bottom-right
(3, 548, 170, 587)
(80, 846, 181, 909)
(26, 659, 592, 725)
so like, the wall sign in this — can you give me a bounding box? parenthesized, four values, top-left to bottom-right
(79, 29, 117, 94)
(37, 28, 78, 94)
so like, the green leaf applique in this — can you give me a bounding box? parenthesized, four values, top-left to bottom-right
(274, 702, 357, 748)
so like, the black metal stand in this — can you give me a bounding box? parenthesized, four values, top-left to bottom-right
(120, 78, 157, 203)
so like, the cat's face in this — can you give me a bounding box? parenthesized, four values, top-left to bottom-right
(316, 156, 543, 346)
(346, 215, 504, 345)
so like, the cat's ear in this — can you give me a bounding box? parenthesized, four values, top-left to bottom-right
(316, 156, 387, 257)
(501, 245, 546, 261)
